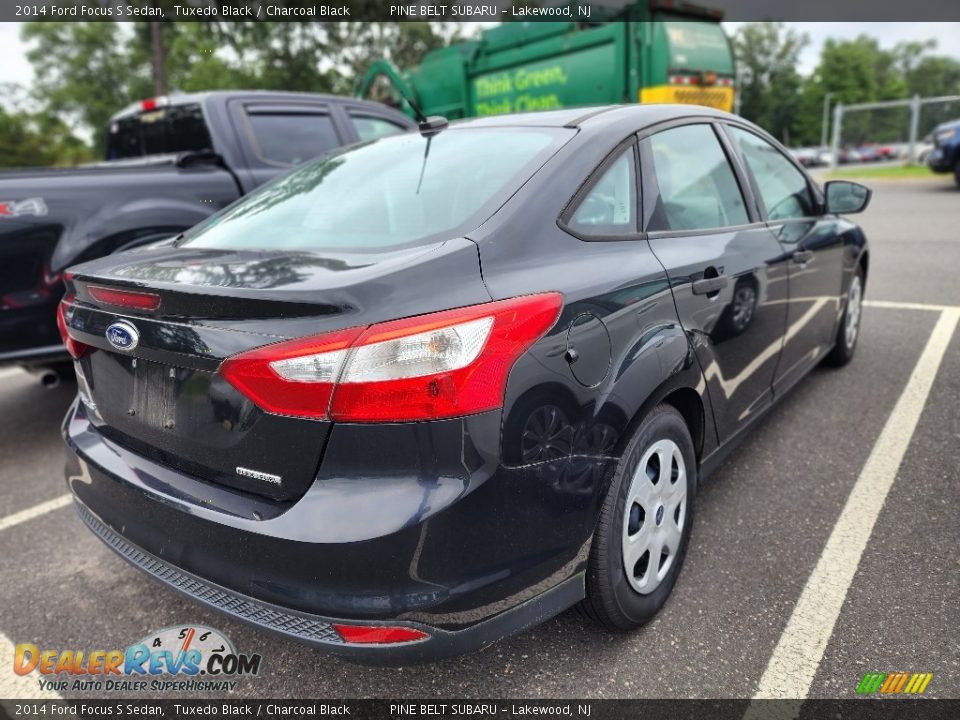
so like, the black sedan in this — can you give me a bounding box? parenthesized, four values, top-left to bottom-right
(58, 105, 870, 662)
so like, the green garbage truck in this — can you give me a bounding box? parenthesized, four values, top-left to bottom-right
(356, 1, 736, 120)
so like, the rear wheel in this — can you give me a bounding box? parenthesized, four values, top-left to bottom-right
(579, 404, 696, 630)
(954, 158, 960, 188)
(825, 267, 864, 367)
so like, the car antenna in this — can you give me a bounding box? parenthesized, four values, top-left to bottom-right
(392, 84, 446, 194)
(392, 79, 447, 137)
(416, 134, 433, 195)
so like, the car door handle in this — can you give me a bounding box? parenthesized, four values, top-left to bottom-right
(691, 275, 729, 296)
(792, 249, 814, 264)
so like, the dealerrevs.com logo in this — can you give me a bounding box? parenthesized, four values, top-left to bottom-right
(14, 625, 262, 693)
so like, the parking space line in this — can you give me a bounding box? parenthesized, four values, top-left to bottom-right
(0, 495, 72, 533)
(0, 630, 62, 699)
(864, 299, 960, 312)
(752, 308, 960, 700)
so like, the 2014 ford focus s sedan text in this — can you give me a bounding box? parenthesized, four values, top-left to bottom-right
(60, 105, 871, 662)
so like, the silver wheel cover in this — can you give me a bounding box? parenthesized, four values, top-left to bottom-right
(622, 438, 687, 595)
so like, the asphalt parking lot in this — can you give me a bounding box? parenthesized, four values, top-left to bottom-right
(1, 176, 958, 700)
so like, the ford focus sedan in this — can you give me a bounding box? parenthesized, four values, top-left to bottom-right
(59, 105, 870, 662)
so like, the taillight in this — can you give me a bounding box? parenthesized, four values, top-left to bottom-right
(57, 295, 90, 360)
(219, 327, 364, 419)
(332, 624, 430, 645)
(88, 285, 161, 311)
(220, 293, 563, 422)
(140, 96, 168, 111)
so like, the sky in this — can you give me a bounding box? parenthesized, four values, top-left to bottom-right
(0, 21, 958, 104)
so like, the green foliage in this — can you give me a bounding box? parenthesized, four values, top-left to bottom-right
(732, 22, 809, 145)
(0, 106, 93, 168)
(825, 164, 937, 180)
(22, 22, 153, 157)
(734, 25, 960, 147)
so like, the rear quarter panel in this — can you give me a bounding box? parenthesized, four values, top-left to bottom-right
(465, 130, 715, 591)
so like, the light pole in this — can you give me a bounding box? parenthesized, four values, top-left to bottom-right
(820, 92, 834, 149)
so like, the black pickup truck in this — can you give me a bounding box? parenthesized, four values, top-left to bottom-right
(0, 90, 412, 382)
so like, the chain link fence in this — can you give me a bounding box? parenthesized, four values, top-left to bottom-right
(828, 95, 960, 167)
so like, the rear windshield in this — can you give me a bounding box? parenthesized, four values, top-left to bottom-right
(106, 104, 213, 160)
(180, 127, 572, 252)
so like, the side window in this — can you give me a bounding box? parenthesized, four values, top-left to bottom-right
(728, 127, 815, 220)
(245, 112, 340, 166)
(567, 147, 637, 236)
(647, 124, 749, 232)
(349, 114, 406, 142)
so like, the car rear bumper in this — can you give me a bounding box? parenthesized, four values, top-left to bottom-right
(72, 498, 583, 663)
(63, 398, 607, 660)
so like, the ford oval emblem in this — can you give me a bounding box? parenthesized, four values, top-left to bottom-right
(105, 320, 140, 352)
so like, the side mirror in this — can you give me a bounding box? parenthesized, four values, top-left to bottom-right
(824, 181, 871, 215)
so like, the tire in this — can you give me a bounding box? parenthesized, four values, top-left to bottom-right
(824, 266, 864, 367)
(954, 159, 960, 188)
(579, 404, 696, 630)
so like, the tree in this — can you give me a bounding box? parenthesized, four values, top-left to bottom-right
(802, 36, 912, 146)
(22, 22, 153, 156)
(894, 41, 960, 135)
(733, 22, 809, 144)
(0, 84, 93, 168)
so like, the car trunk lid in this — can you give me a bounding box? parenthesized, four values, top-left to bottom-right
(63, 241, 491, 502)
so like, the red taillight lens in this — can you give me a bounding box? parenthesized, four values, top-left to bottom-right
(219, 327, 365, 419)
(219, 293, 563, 422)
(331, 293, 563, 422)
(57, 296, 90, 360)
(332, 624, 429, 645)
(88, 285, 161, 311)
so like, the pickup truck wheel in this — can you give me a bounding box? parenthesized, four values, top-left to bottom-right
(578, 404, 696, 631)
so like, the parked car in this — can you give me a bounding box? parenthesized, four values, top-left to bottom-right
(60, 105, 871, 662)
(855, 144, 882, 163)
(916, 135, 935, 164)
(0, 90, 413, 383)
(789, 147, 821, 167)
(838, 147, 862, 164)
(927, 119, 960, 186)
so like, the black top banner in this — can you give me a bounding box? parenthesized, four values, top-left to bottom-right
(3, 0, 960, 22)
(2, 700, 960, 720)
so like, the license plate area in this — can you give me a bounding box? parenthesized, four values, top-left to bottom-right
(129, 358, 179, 430)
(78, 349, 331, 503)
